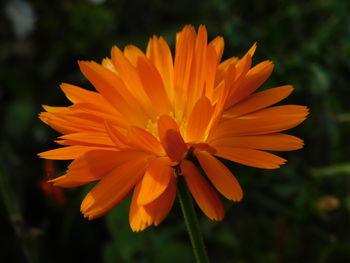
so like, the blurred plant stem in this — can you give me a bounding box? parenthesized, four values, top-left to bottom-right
(177, 176, 210, 263)
(0, 149, 40, 263)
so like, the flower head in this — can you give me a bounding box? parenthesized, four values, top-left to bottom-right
(39, 25, 308, 231)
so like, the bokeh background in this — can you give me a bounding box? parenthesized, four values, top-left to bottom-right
(1, 0, 350, 262)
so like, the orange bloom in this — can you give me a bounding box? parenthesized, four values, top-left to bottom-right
(39, 25, 308, 231)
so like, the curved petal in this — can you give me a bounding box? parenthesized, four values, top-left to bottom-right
(186, 96, 213, 142)
(180, 160, 224, 221)
(173, 25, 196, 119)
(209, 105, 309, 140)
(164, 130, 188, 161)
(145, 174, 177, 226)
(225, 60, 274, 108)
(123, 45, 145, 66)
(39, 110, 105, 134)
(137, 157, 173, 205)
(214, 147, 286, 169)
(208, 64, 235, 134)
(195, 150, 243, 201)
(128, 126, 165, 156)
(60, 83, 109, 106)
(49, 175, 87, 188)
(209, 36, 224, 63)
(203, 45, 218, 100)
(224, 85, 294, 118)
(80, 155, 151, 220)
(146, 36, 174, 104)
(186, 25, 208, 113)
(78, 61, 146, 125)
(39, 112, 78, 134)
(101, 58, 117, 73)
(130, 174, 177, 231)
(129, 181, 153, 232)
(70, 102, 124, 127)
(104, 121, 129, 148)
(50, 150, 147, 187)
(137, 56, 172, 115)
(157, 115, 188, 161)
(215, 57, 238, 87)
(110, 46, 155, 119)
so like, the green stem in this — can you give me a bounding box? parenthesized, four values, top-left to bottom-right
(177, 176, 210, 263)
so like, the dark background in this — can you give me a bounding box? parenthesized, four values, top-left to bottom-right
(1, 0, 350, 262)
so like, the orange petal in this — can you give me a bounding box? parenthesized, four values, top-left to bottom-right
(157, 115, 188, 161)
(51, 150, 145, 187)
(246, 42, 257, 57)
(209, 36, 224, 63)
(214, 147, 287, 169)
(49, 175, 88, 188)
(60, 83, 108, 105)
(208, 64, 235, 134)
(111, 46, 142, 87)
(54, 139, 111, 148)
(186, 25, 208, 114)
(174, 25, 196, 119)
(81, 155, 151, 220)
(57, 132, 115, 147)
(68, 150, 147, 172)
(225, 85, 294, 118)
(39, 112, 79, 134)
(145, 174, 177, 226)
(129, 181, 154, 231)
(123, 45, 145, 66)
(38, 146, 106, 160)
(210, 105, 309, 140)
(110, 46, 155, 119)
(215, 57, 239, 87)
(180, 160, 224, 220)
(157, 115, 180, 135)
(224, 53, 253, 108)
(128, 126, 165, 156)
(174, 25, 196, 88)
(78, 61, 146, 125)
(137, 157, 173, 205)
(42, 105, 71, 113)
(226, 60, 274, 108)
(40, 107, 109, 134)
(101, 58, 117, 73)
(210, 133, 304, 151)
(165, 130, 188, 161)
(137, 56, 172, 115)
(68, 103, 126, 130)
(146, 36, 174, 104)
(234, 53, 252, 82)
(46, 111, 105, 132)
(203, 45, 218, 100)
(195, 150, 243, 201)
(130, 174, 177, 231)
(104, 121, 129, 148)
(186, 96, 213, 142)
(192, 143, 217, 155)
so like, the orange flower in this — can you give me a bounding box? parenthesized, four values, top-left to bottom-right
(39, 25, 308, 231)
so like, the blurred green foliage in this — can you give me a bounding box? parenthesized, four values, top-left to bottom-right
(1, 0, 350, 262)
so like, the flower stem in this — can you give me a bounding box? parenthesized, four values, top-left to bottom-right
(177, 177, 210, 263)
